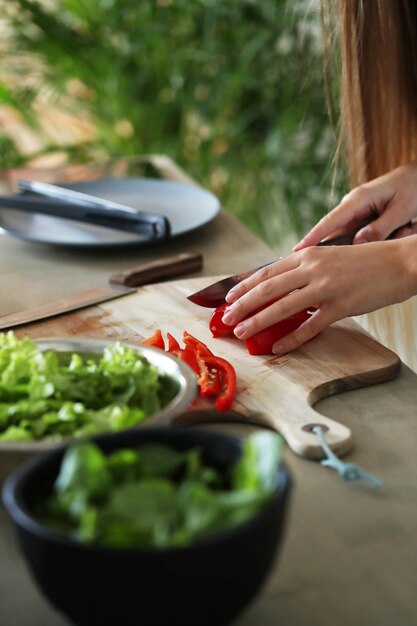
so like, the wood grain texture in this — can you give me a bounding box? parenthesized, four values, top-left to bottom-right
(16, 276, 400, 459)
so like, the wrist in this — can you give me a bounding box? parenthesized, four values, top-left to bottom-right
(394, 236, 417, 300)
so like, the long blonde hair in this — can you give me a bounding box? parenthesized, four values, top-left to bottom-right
(322, 0, 417, 186)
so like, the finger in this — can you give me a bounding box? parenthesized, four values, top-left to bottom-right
(293, 192, 370, 249)
(231, 283, 317, 339)
(225, 267, 307, 328)
(294, 182, 393, 250)
(392, 223, 417, 239)
(271, 308, 333, 355)
(354, 201, 412, 243)
(225, 255, 298, 304)
(293, 211, 348, 250)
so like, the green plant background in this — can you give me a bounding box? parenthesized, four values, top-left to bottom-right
(0, 0, 341, 252)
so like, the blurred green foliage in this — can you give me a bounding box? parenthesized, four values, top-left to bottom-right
(0, 0, 338, 250)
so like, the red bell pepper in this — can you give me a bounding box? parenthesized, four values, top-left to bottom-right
(179, 347, 200, 374)
(141, 329, 165, 350)
(166, 332, 199, 374)
(245, 309, 312, 355)
(142, 329, 237, 411)
(209, 303, 235, 337)
(183, 331, 213, 356)
(167, 332, 181, 351)
(209, 300, 313, 355)
(200, 353, 236, 412)
(183, 332, 222, 395)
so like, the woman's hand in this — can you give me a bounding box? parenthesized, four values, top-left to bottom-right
(222, 162, 417, 355)
(222, 237, 417, 355)
(294, 163, 417, 250)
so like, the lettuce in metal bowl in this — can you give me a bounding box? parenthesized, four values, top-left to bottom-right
(0, 332, 197, 443)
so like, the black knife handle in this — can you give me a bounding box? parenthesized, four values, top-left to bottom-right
(0, 195, 171, 241)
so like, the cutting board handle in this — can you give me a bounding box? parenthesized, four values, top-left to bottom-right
(267, 407, 352, 459)
(174, 405, 352, 460)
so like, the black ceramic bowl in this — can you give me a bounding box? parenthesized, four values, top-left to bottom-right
(2, 427, 291, 626)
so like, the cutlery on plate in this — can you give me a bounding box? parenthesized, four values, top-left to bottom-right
(0, 179, 171, 241)
(0, 252, 203, 330)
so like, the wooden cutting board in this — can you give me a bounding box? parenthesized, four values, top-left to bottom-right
(18, 276, 401, 460)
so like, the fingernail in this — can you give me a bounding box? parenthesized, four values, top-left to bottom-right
(354, 230, 368, 244)
(272, 342, 285, 355)
(225, 290, 237, 303)
(222, 309, 233, 324)
(233, 322, 247, 338)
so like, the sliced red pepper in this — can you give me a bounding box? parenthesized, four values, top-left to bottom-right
(170, 347, 200, 375)
(183, 331, 214, 356)
(158, 332, 199, 374)
(209, 303, 236, 337)
(182, 332, 222, 395)
(179, 347, 200, 374)
(194, 348, 222, 396)
(209, 300, 314, 356)
(141, 329, 165, 350)
(201, 353, 236, 412)
(166, 332, 181, 351)
(143, 328, 236, 410)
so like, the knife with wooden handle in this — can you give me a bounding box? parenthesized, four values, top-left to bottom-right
(0, 252, 203, 330)
(187, 232, 354, 307)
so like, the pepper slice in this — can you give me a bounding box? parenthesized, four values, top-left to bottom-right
(195, 349, 222, 396)
(141, 329, 165, 350)
(178, 347, 200, 374)
(183, 332, 222, 396)
(201, 353, 236, 412)
(166, 332, 181, 352)
(183, 331, 213, 356)
(166, 333, 200, 374)
(143, 329, 236, 411)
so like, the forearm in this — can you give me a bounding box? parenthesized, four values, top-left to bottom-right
(395, 235, 417, 302)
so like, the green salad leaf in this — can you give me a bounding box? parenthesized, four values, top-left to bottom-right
(0, 332, 179, 441)
(37, 431, 284, 549)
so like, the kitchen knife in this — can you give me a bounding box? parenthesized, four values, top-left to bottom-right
(0, 252, 203, 330)
(186, 232, 357, 308)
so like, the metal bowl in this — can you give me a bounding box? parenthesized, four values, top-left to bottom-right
(0, 338, 198, 481)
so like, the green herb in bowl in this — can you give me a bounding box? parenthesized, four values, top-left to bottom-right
(37, 431, 283, 549)
(3, 426, 291, 626)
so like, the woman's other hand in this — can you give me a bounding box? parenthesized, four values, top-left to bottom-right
(294, 163, 417, 250)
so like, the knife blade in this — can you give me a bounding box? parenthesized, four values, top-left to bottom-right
(186, 232, 356, 308)
(0, 252, 203, 330)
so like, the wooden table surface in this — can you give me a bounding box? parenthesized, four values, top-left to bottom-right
(0, 157, 417, 626)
